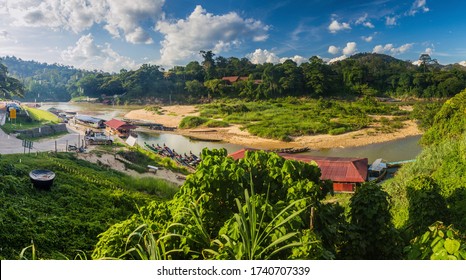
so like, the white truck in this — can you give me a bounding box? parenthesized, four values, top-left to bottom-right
(85, 131, 114, 145)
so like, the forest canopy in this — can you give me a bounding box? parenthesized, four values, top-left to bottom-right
(1, 52, 465, 103)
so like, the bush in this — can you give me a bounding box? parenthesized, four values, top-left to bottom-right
(329, 127, 347, 135)
(204, 119, 229, 128)
(179, 116, 209, 128)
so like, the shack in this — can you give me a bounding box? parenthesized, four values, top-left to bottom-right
(229, 149, 368, 193)
(104, 118, 136, 138)
(75, 115, 106, 129)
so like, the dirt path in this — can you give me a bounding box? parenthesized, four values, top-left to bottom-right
(76, 152, 186, 186)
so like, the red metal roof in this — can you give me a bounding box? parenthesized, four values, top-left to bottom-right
(104, 119, 136, 130)
(222, 76, 240, 83)
(228, 149, 368, 183)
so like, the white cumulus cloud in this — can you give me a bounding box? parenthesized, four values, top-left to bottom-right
(328, 55, 348, 64)
(409, 0, 429, 16)
(342, 42, 357, 55)
(246, 49, 280, 64)
(356, 14, 375, 29)
(61, 34, 137, 72)
(328, 45, 340, 55)
(246, 49, 307, 65)
(363, 22, 375, 28)
(328, 19, 351, 33)
(156, 5, 269, 66)
(373, 43, 413, 55)
(424, 47, 433, 55)
(2, 0, 165, 44)
(279, 55, 307, 65)
(362, 36, 373, 42)
(385, 16, 397, 26)
(103, 0, 164, 44)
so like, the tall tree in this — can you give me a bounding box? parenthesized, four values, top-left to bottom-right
(200, 50, 217, 80)
(0, 63, 25, 98)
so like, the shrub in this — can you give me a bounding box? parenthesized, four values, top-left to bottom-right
(329, 127, 347, 135)
(204, 119, 229, 128)
(179, 116, 208, 128)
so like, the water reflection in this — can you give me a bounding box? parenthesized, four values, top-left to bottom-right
(39, 102, 142, 120)
(137, 131, 244, 156)
(41, 102, 423, 162)
(303, 135, 422, 163)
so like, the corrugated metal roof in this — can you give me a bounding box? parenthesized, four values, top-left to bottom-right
(75, 115, 105, 123)
(228, 149, 368, 183)
(104, 119, 137, 130)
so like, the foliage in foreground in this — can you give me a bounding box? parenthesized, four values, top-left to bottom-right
(93, 149, 336, 260)
(384, 127, 466, 232)
(94, 149, 410, 260)
(0, 152, 177, 259)
(421, 88, 466, 146)
(405, 222, 466, 260)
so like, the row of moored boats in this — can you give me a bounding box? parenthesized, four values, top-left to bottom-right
(144, 142, 201, 169)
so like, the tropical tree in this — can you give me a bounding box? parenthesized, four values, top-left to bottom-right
(200, 50, 217, 80)
(340, 182, 401, 259)
(0, 63, 25, 98)
(93, 149, 336, 260)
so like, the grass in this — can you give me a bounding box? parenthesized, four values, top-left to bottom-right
(119, 146, 190, 175)
(24, 106, 60, 123)
(195, 97, 407, 141)
(1, 106, 61, 136)
(179, 116, 209, 128)
(0, 152, 178, 259)
(144, 105, 163, 115)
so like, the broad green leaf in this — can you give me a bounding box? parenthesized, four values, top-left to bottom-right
(431, 249, 448, 260)
(420, 231, 430, 244)
(444, 238, 460, 255)
(431, 237, 445, 253)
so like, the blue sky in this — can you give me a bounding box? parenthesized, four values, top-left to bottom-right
(0, 0, 465, 72)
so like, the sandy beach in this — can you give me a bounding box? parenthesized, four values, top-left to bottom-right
(124, 105, 422, 150)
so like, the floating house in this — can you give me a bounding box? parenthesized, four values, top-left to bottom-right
(229, 149, 368, 193)
(104, 118, 137, 138)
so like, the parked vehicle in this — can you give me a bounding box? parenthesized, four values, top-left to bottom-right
(85, 131, 113, 145)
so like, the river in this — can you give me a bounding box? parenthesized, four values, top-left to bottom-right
(40, 102, 423, 162)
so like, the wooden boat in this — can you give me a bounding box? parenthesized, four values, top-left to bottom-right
(386, 159, 415, 168)
(143, 142, 200, 170)
(270, 147, 310, 154)
(368, 158, 387, 182)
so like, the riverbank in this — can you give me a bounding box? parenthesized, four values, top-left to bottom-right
(76, 152, 185, 186)
(124, 105, 422, 150)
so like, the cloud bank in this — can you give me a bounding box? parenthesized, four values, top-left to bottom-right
(373, 43, 413, 55)
(2, 0, 165, 44)
(156, 5, 269, 66)
(61, 34, 136, 72)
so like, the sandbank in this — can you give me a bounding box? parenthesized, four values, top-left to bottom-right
(124, 105, 422, 150)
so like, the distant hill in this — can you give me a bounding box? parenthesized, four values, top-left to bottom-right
(0, 56, 93, 102)
(2, 52, 466, 103)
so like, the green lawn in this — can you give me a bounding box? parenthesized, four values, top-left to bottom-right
(1, 106, 62, 136)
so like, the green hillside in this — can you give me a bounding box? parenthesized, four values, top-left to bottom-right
(0, 153, 177, 259)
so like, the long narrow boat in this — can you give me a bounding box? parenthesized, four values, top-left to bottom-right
(143, 142, 200, 170)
